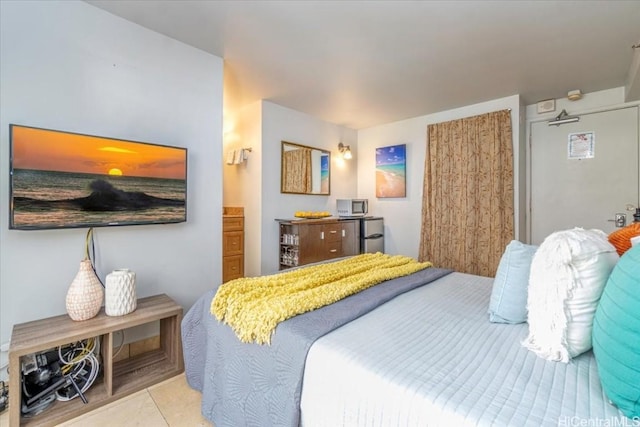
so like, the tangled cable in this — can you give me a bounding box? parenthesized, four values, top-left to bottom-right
(55, 338, 100, 402)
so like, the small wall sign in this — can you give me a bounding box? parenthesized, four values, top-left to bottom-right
(568, 131, 595, 159)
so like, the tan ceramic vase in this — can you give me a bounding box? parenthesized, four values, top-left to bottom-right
(66, 259, 104, 321)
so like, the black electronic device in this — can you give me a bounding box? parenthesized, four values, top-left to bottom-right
(20, 348, 91, 417)
(9, 124, 188, 230)
(21, 351, 63, 416)
(0, 381, 8, 413)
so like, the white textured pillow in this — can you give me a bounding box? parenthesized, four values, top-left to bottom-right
(523, 228, 619, 362)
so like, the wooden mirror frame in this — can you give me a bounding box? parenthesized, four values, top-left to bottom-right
(281, 141, 331, 195)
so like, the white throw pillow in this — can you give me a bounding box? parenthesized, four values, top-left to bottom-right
(523, 228, 619, 362)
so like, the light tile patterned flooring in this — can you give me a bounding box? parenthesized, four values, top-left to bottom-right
(0, 373, 213, 427)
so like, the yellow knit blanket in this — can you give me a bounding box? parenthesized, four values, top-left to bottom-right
(211, 253, 432, 344)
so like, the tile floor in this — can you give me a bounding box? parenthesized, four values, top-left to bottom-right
(0, 373, 213, 427)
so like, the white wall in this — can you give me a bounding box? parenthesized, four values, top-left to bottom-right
(357, 95, 524, 259)
(259, 101, 358, 274)
(222, 100, 358, 276)
(525, 87, 628, 120)
(223, 101, 264, 277)
(0, 1, 223, 352)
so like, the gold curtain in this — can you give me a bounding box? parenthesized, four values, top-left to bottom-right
(282, 148, 312, 193)
(418, 109, 514, 277)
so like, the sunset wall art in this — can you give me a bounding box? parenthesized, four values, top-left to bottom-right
(9, 124, 187, 230)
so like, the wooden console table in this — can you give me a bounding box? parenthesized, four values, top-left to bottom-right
(276, 218, 360, 270)
(8, 294, 184, 426)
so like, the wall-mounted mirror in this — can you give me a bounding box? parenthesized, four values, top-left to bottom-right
(281, 141, 330, 195)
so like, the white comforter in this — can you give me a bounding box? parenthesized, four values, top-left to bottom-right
(300, 273, 627, 427)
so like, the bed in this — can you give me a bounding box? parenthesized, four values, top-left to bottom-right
(182, 257, 631, 427)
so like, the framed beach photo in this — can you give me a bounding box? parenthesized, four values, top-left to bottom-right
(375, 144, 406, 198)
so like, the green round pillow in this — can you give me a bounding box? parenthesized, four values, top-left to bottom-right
(592, 243, 640, 418)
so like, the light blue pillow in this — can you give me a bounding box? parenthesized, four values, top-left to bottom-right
(488, 240, 537, 324)
(592, 244, 640, 418)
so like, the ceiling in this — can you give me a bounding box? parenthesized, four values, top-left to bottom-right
(86, 0, 640, 129)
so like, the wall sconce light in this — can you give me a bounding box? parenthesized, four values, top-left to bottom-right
(547, 109, 580, 126)
(338, 142, 352, 160)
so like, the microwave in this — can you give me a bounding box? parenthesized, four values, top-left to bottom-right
(336, 199, 368, 217)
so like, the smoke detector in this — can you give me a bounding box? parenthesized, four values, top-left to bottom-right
(568, 89, 582, 101)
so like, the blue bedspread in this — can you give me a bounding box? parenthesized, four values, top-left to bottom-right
(181, 267, 452, 427)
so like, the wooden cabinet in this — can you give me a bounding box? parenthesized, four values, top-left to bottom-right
(8, 294, 183, 427)
(223, 207, 244, 282)
(277, 218, 360, 270)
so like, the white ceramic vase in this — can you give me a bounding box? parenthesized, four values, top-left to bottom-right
(105, 269, 137, 316)
(66, 259, 104, 321)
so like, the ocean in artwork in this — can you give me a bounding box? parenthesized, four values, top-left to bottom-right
(320, 155, 330, 193)
(375, 145, 406, 198)
(11, 169, 186, 228)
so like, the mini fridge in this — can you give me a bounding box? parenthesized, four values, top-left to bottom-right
(360, 217, 384, 253)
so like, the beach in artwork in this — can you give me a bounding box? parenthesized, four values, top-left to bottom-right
(320, 155, 329, 193)
(376, 145, 406, 198)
